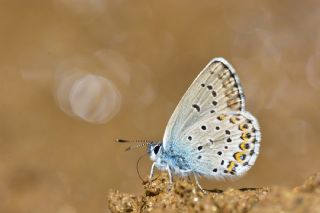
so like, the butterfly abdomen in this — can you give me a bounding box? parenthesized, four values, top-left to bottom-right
(156, 150, 193, 176)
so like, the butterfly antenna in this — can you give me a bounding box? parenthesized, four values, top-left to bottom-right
(125, 143, 150, 151)
(115, 139, 153, 143)
(115, 139, 158, 151)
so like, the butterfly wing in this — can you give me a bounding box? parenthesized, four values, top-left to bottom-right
(163, 58, 246, 150)
(179, 111, 261, 179)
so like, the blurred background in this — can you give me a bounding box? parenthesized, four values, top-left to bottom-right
(1, 0, 320, 212)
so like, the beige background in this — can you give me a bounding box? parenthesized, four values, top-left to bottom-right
(1, 0, 320, 212)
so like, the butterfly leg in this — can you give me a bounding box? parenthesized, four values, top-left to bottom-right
(166, 166, 173, 191)
(149, 162, 156, 180)
(193, 173, 207, 194)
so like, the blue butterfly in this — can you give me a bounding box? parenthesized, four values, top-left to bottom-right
(120, 58, 261, 191)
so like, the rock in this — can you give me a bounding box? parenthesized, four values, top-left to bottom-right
(107, 172, 320, 213)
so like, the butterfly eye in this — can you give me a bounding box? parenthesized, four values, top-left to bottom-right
(154, 145, 161, 154)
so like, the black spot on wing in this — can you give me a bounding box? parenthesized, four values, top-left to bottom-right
(241, 154, 247, 161)
(250, 150, 255, 156)
(192, 104, 200, 112)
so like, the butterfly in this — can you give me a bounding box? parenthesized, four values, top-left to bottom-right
(119, 57, 261, 191)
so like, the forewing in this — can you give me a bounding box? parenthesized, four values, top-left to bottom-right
(163, 58, 245, 150)
(180, 111, 261, 179)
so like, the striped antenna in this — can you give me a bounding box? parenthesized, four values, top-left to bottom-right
(125, 143, 151, 151)
(115, 139, 153, 143)
(116, 139, 161, 151)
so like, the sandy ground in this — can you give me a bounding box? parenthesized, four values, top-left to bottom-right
(108, 171, 320, 213)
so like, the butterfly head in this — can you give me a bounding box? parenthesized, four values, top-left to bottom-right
(147, 143, 163, 161)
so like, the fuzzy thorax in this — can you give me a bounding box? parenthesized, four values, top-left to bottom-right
(147, 143, 192, 176)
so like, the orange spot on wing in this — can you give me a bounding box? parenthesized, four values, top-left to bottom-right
(234, 152, 245, 163)
(217, 114, 227, 121)
(227, 161, 237, 172)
